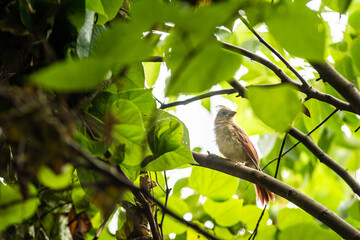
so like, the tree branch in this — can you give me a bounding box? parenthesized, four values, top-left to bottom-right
(262, 108, 339, 170)
(226, 80, 360, 198)
(238, 15, 309, 87)
(192, 152, 360, 240)
(221, 42, 355, 113)
(288, 127, 360, 197)
(311, 61, 360, 114)
(66, 141, 219, 240)
(160, 88, 237, 109)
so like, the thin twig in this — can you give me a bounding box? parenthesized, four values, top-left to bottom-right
(226, 79, 360, 197)
(274, 133, 288, 179)
(288, 127, 360, 197)
(93, 211, 113, 240)
(262, 108, 339, 170)
(193, 152, 360, 240)
(355, 126, 360, 132)
(248, 133, 287, 240)
(40, 201, 71, 219)
(238, 15, 309, 88)
(248, 206, 267, 240)
(159, 171, 170, 238)
(66, 141, 219, 240)
(160, 89, 237, 109)
(221, 42, 354, 113)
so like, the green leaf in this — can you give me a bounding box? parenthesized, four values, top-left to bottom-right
(93, 22, 152, 69)
(304, 164, 344, 212)
(201, 98, 211, 112)
(86, 0, 105, 15)
(160, 196, 189, 235)
(77, 167, 100, 196)
(346, 199, 360, 220)
(37, 165, 73, 189)
(279, 223, 338, 240)
(349, 10, 360, 31)
(350, 39, 360, 72)
(142, 116, 195, 171)
(89, 88, 156, 130)
(265, 1, 325, 61)
(172, 177, 189, 198)
(116, 89, 156, 129)
(247, 84, 302, 132)
(239, 205, 269, 229)
(165, 38, 241, 95)
(214, 226, 235, 239)
(143, 62, 161, 87)
(335, 55, 357, 82)
(76, 10, 95, 58)
(96, 0, 124, 25)
(203, 198, 244, 227)
(112, 99, 152, 166)
(30, 58, 109, 92)
(116, 63, 146, 90)
(189, 166, 238, 201)
(187, 222, 209, 240)
(64, 1, 86, 31)
(0, 184, 39, 230)
(232, 97, 274, 135)
(322, 0, 352, 14)
(277, 208, 314, 230)
(72, 183, 90, 213)
(330, 40, 348, 52)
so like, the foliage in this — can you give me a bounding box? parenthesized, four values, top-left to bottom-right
(0, 0, 360, 239)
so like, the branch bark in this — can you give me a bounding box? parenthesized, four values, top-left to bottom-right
(192, 152, 360, 240)
(221, 42, 355, 113)
(311, 61, 360, 114)
(226, 79, 360, 198)
(288, 127, 360, 197)
(160, 88, 237, 109)
(66, 141, 219, 240)
(238, 15, 309, 87)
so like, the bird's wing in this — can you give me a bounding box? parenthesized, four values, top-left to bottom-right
(230, 123, 260, 169)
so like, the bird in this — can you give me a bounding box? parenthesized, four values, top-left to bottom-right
(214, 105, 275, 205)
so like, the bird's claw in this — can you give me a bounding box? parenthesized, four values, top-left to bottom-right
(235, 162, 246, 167)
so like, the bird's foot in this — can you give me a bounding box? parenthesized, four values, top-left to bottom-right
(235, 162, 246, 167)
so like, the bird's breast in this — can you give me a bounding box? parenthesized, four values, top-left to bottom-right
(214, 123, 246, 162)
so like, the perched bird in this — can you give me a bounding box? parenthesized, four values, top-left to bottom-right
(214, 105, 275, 205)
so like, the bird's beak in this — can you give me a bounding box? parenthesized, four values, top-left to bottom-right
(229, 111, 237, 117)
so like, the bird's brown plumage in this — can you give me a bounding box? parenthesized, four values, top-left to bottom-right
(214, 106, 275, 205)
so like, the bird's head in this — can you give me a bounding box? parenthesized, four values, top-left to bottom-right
(215, 106, 237, 123)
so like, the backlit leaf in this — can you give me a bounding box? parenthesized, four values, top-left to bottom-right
(203, 198, 243, 227)
(265, 1, 325, 61)
(189, 166, 238, 201)
(143, 116, 195, 171)
(30, 58, 109, 92)
(0, 184, 39, 230)
(247, 84, 302, 132)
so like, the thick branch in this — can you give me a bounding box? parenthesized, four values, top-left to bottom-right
(311, 61, 360, 114)
(192, 152, 360, 240)
(221, 42, 354, 113)
(288, 127, 360, 197)
(66, 141, 219, 240)
(262, 109, 339, 170)
(226, 79, 360, 198)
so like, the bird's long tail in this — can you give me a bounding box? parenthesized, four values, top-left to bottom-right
(254, 184, 275, 206)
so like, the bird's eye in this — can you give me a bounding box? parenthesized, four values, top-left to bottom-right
(221, 111, 226, 116)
